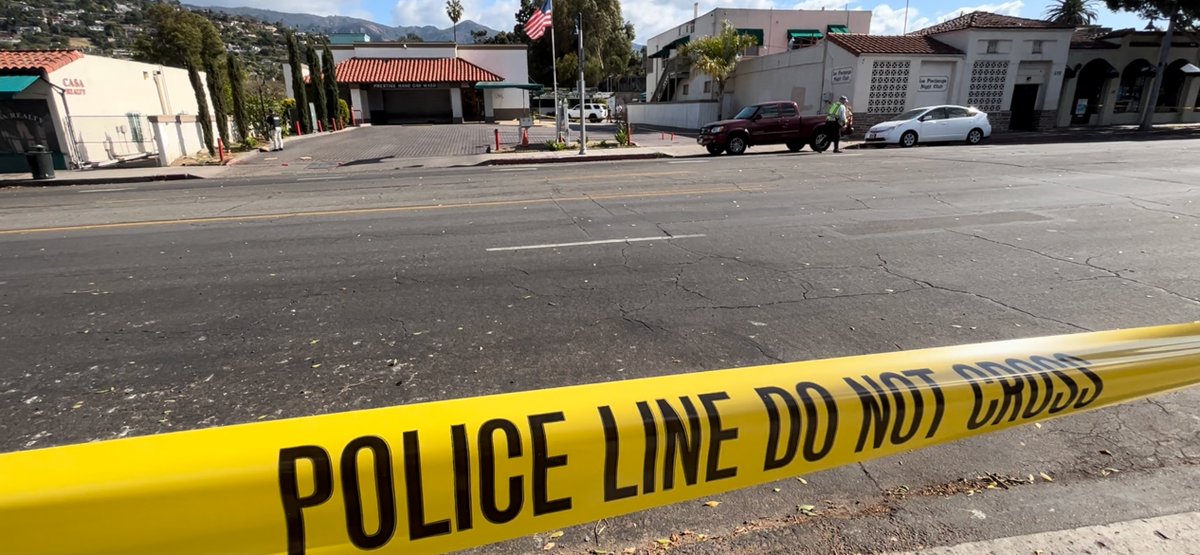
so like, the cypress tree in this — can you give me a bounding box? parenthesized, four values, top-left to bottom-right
(321, 43, 341, 128)
(227, 54, 250, 141)
(285, 30, 311, 133)
(305, 43, 328, 131)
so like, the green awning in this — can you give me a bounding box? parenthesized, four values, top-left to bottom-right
(737, 28, 764, 46)
(649, 36, 689, 58)
(827, 24, 850, 34)
(788, 29, 824, 40)
(0, 75, 38, 100)
(475, 81, 545, 92)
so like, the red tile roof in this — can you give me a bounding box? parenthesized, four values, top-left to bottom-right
(827, 34, 964, 56)
(1071, 28, 1120, 49)
(335, 58, 502, 84)
(0, 49, 84, 73)
(911, 11, 1074, 36)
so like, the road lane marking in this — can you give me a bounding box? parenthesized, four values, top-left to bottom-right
(486, 234, 706, 252)
(77, 187, 134, 193)
(0, 186, 769, 236)
(667, 160, 710, 164)
(296, 176, 348, 182)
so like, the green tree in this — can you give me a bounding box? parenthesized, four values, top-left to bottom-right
(186, 60, 216, 156)
(511, 0, 636, 87)
(199, 21, 232, 149)
(322, 44, 341, 130)
(446, 0, 464, 43)
(227, 54, 251, 142)
(1105, 0, 1200, 129)
(1044, 0, 1100, 24)
(677, 21, 758, 119)
(135, 4, 216, 155)
(305, 42, 328, 131)
(403, 32, 425, 42)
(285, 30, 311, 133)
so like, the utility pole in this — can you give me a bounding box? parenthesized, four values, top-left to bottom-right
(577, 12, 586, 155)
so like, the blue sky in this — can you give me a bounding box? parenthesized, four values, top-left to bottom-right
(195, 0, 1152, 42)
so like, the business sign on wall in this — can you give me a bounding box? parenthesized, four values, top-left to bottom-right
(831, 67, 853, 84)
(373, 83, 445, 89)
(0, 100, 61, 155)
(918, 76, 949, 92)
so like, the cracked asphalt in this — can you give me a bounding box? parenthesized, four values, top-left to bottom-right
(2, 137, 1199, 553)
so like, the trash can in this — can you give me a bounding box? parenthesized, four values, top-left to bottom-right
(25, 144, 55, 180)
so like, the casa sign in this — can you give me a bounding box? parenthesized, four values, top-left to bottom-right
(61, 77, 86, 95)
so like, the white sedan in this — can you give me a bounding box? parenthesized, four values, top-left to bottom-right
(864, 105, 991, 148)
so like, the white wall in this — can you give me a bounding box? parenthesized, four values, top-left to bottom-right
(936, 28, 1073, 111)
(646, 8, 872, 99)
(47, 55, 212, 165)
(351, 44, 456, 58)
(458, 46, 530, 111)
(728, 42, 868, 116)
(149, 114, 206, 165)
(626, 101, 719, 129)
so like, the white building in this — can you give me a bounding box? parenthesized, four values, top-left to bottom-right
(633, 12, 1085, 131)
(644, 7, 872, 103)
(1060, 27, 1200, 126)
(284, 41, 532, 125)
(1, 50, 215, 172)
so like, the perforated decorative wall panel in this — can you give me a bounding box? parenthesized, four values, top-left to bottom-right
(967, 60, 1009, 112)
(867, 60, 910, 114)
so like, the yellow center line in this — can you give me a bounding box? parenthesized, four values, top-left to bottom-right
(0, 185, 772, 236)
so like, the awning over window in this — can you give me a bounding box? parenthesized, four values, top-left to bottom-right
(648, 36, 690, 58)
(827, 24, 850, 34)
(475, 81, 545, 92)
(788, 29, 824, 40)
(0, 75, 38, 100)
(737, 28, 764, 46)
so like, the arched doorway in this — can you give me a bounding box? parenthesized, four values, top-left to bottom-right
(1071, 59, 1120, 124)
(1156, 59, 1192, 112)
(1114, 59, 1155, 113)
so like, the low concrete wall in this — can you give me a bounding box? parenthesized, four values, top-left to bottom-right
(627, 101, 720, 130)
(149, 115, 206, 166)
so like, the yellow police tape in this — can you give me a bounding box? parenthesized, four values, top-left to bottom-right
(2, 323, 1199, 554)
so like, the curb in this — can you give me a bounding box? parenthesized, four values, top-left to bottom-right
(1, 172, 204, 188)
(480, 151, 675, 166)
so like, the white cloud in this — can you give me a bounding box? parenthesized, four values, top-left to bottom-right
(870, 4, 929, 34)
(393, 0, 517, 30)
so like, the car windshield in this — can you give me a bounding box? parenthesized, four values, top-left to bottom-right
(734, 106, 759, 119)
(889, 108, 928, 122)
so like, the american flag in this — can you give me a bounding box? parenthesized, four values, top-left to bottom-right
(523, 0, 553, 41)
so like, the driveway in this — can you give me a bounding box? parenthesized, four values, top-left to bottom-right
(229, 122, 677, 174)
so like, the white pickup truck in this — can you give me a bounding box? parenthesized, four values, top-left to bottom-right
(566, 103, 609, 123)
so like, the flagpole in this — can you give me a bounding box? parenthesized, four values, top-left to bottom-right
(550, 9, 561, 141)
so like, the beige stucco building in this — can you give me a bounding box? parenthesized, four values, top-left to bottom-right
(1, 50, 213, 172)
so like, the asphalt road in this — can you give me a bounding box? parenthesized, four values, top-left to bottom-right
(2, 139, 1199, 554)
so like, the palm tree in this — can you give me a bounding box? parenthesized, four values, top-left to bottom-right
(446, 0, 464, 44)
(677, 21, 759, 120)
(1045, 0, 1099, 25)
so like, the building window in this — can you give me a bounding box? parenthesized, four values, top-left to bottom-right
(1032, 40, 1044, 54)
(703, 80, 711, 93)
(1115, 59, 1154, 113)
(682, 83, 689, 95)
(986, 40, 999, 54)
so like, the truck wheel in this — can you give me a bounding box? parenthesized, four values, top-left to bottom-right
(786, 141, 804, 152)
(900, 131, 918, 148)
(810, 131, 831, 153)
(726, 135, 748, 155)
(588, 114, 600, 123)
(706, 145, 724, 155)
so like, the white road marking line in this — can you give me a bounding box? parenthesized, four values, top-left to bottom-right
(667, 160, 710, 164)
(487, 234, 705, 252)
(493, 167, 539, 172)
(78, 187, 133, 193)
(296, 176, 347, 181)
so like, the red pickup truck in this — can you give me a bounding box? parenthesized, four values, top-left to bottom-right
(697, 101, 833, 155)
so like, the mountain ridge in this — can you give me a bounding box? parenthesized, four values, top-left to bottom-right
(184, 4, 504, 42)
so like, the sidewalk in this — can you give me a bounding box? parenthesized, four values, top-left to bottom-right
(0, 165, 226, 187)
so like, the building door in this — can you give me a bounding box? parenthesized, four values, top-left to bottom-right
(381, 89, 453, 124)
(1009, 84, 1040, 131)
(462, 88, 483, 122)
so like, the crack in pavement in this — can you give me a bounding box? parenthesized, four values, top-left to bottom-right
(552, 196, 591, 238)
(1128, 199, 1200, 221)
(875, 253, 1090, 331)
(859, 462, 885, 493)
(947, 230, 1200, 305)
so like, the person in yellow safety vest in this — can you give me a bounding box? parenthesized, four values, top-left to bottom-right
(826, 95, 849, 153)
